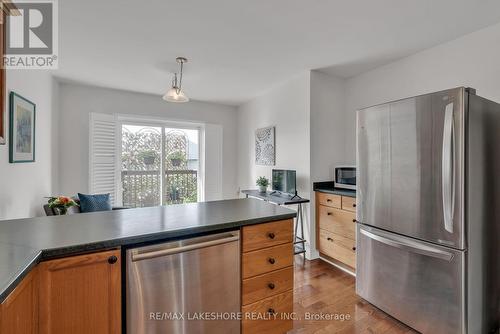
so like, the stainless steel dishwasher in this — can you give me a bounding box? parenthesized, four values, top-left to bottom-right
(126, 230, 241, 334)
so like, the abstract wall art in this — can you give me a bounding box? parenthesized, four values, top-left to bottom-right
(255, 126, 275, 166)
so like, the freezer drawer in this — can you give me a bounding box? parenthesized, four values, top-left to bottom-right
(356, 224, 465, 334)
(126, 231, 241, 334)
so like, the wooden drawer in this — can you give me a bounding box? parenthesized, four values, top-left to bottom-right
(242, 266, 294, 306)
(319, 229, 356, 268)
(341, 196, 357, 212)
(318, 205, 355, 240)
(242, 243, 293, 279)
(316, 192, 341, 208)
(242, 290, 293, 334)
(242, 219, 293, 252)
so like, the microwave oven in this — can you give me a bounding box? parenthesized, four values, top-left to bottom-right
(334, 166, 356, 190)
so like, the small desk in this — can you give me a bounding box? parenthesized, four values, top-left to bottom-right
(241, 190, 309, 261)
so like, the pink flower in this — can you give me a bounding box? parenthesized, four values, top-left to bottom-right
(58, 196, 71, 205)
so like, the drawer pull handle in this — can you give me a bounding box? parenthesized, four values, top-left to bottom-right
(268, 257, 276, 264)
(327, 237, 333, 242)
(268, 308, 276, 315)
(268, 232, 276, 239)
(326, 199, 332, 202)
(352, 219, 356, 223)
(108, 255, 118, 264)
(327, 212, 333, 216)
(268, 283, 275, 290)
(352, 246, 356, 251)
(353, 203, 357, 207)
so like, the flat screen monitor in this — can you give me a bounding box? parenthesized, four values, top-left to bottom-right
(272, 169, 297, 196)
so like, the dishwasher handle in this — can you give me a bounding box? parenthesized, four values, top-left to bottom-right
(131, 232, 240, 262)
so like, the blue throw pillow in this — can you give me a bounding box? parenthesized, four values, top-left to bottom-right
(78, 193, 112, 213)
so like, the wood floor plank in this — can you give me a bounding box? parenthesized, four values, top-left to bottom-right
(290, 258, 417, 334)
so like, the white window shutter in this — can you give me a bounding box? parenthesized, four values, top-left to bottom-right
(89, 113, 117, 205)
(204, 124, 223, 201)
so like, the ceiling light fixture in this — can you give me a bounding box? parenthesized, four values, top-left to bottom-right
(163, 57, 189, 103)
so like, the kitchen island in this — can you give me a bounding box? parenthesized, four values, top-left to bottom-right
(0, 198, 296, 334)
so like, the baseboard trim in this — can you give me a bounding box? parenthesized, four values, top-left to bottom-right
(319, 255, 356, 277)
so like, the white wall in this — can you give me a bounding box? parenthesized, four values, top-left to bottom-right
(310, 71, 346, 182)
(0, 71, 55, 219)
(57, 81, 238, 200)
(344, 21, 500, 163)
(236, 72, 313, 256)
(309, 70, 346, 258)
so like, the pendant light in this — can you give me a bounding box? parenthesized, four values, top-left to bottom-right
(163, 57, 189, 103)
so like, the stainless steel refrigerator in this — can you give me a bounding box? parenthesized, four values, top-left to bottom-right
(356, 87, 500, 334)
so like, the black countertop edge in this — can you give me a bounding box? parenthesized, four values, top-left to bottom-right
(39, 213, 296, 260)
(0, 207, 296, 303)
(0, 251, 42, 303)
(313, 181, 356, 198)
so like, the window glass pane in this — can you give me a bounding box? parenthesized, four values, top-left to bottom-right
(164, 128, 199, 204)
(121, 124, 162, 208)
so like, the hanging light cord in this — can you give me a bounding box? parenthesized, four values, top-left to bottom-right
(166, 57, 188, 99)
(178, 60, 184, 92)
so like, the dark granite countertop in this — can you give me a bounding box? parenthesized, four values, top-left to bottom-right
(313, 181, 356, 198)
(0, 198, 296, 303)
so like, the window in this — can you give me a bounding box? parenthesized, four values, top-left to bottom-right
(89, 113, 222, 206)
(120, 123, 200, 208)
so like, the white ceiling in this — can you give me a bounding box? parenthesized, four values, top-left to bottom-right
(57, 0, 500, 106)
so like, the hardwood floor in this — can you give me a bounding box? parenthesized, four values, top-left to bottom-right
(290, 258, 418, 334)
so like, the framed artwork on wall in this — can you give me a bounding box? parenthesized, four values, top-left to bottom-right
(9, 92, 36, 163)
(0, 12, 5, 145)
(255, 126, 275, 166)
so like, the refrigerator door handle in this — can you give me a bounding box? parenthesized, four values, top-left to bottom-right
(442, 103, 455, 233)
(360, 228, 454, 261)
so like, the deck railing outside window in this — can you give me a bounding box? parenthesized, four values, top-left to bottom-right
(121, 169, 198, 207)
(121, 124, 200, 208)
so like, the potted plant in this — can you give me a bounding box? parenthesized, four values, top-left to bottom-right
(168, 150, 185, 167)
(47, 196, 79, 215)
(256, 176, 269, 193)
(169, 185, 181, 202)
(138, 150, 157, 166)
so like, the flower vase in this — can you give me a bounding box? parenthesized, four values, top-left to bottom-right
(58, 207, 68, 215)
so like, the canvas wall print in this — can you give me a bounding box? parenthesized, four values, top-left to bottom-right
(0, 19, 5, 145)
(255, 126, 275, 165)
(9, 92, 35, 163)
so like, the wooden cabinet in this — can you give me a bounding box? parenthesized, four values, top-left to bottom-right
(242, 243, 294, 279)
(242, 290, 294, 334)
(317, 192, 341, 208)
(316, 192, 357, 272)
(318, 206, 356, 238)
(0, 267, 39, 334)
(241, 219, 294, 334)
(341, 196, 356, 212)
(38, 250, 121, 334)
(242, 267, 294, 305)
(242, 219, 293, 252)
(318, 229, 356, 268)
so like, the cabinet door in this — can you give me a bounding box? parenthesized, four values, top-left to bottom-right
(39, 250, 121, 334)
(0, 267, 39, 334)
